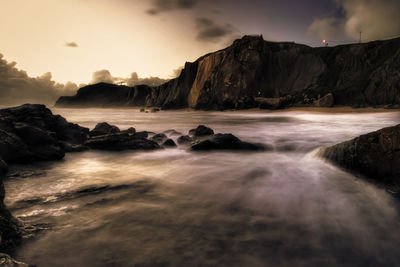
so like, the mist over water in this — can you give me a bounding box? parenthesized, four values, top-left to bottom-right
(4, 108, 400, 266)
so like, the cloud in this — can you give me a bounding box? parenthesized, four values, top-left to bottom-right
(147, 0, 197, 15)
(170, 66, 183, 78)
(195, 17, 235, 42)
(0, 53, 78, 106)
(65, 42, 79, 48)
(308, 0, 400, 42)
(90, 70, 169, 87)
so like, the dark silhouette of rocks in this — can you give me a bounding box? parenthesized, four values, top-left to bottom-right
(151, 133, 168, 143)
(177, 135, 193, 144)
(313, 93, 334, 107)
(191, 133, 269, 151)
(90, 122, 120, 137)
(85, 132, 160, 151)
(322, 124, 400, 186)
(56, 35, 400, 110)
(189, 125, 214, 137)
(162, 139, 177, 147)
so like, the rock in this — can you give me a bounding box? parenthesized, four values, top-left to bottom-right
(256, 97, 281, 109)
(0, 159, 8, 177)
(0, 253, 30, 266)
(177, 135, 193, 144)
(0, 104, 89, 164)
(191, 133, 268, 151)
(123, 127, 136, 134)
(151, 108, 160, 113)
(151, 133, 167, 143)
(90, 122, 120, 137)
(322, 124, 400, 183)
(59, 141, 89, 152)
(85, 132, 160, 151)
(162, 139, 177, 147)
(140, 108, 145, 112)
(189, 125, 214, 137)
(313, 93, 334, 107)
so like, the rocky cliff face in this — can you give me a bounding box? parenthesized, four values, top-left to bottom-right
(56, 35, 400, 109)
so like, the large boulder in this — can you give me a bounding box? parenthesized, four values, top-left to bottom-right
(177, 135, 193, 144)
(90, 122, 120, 137)
(0, 104, 88, 164)
(322, 124, 400, 183)
(191, 133, 268, 151)
(85, 132, 160, 151)
(162, 139, 177, 148)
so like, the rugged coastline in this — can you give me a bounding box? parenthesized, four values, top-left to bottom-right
(0, 104, 399, 265)
(56, 35, 400, 110)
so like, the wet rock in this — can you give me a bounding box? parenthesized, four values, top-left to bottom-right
(14, 123, 56, 145)
(189, 125, 214, 137)
(313, 93, 334, 107)
(59, 141, 89, 152)
(151, 133, 168, 143)
(162, 139, 177, 147)
(140, 108, 145, 112)
(191, 133, 268, 151)
(151, 108, 160, 113)
(85, 132, 160, 151)
(177, 135, 193, 144)
(322, 124, 400, 183)
(0, 159, 7, 177)
(90, 122, 120, 137)
(0, 253, 30, 266)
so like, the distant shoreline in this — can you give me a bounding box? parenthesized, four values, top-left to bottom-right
(51, 106, 400, 114)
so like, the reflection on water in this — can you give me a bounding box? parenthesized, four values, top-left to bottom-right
(4, 108, 400, 266)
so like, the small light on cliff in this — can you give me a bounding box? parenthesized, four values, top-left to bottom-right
(322, 40, 328, 47)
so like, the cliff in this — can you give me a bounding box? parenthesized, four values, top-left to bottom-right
(56, 35, 400, 109)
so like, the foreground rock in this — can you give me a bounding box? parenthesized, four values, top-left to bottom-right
(191, 133, 268, 151)
(0, 104, 89, 164)
(322, 124, 400, 185)
(85, 132, 160, 151)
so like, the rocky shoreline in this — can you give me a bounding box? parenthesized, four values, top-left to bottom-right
(56, 35, 400, 110)
(0, 104, 398, 265)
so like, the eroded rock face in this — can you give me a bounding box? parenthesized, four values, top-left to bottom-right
(322, 124, 400, 183)
(0, 104, 89, 164)
(56, 36, 400, 110)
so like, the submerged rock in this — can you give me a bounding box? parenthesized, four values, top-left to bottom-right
(90, 122, 120, 137)
(189, 125, 214, 137)
(151, 133, 168, 143)
(322, 124, 400, 183)
(162, 139, 177, 148)
(177, 135, 193, 144)
(191, 133, 268, 151)
(85, 132, 160, 151)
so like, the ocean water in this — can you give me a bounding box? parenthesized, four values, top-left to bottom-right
(4, 108, 400, 267)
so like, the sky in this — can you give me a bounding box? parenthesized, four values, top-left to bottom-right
(0, 0, 399, 105)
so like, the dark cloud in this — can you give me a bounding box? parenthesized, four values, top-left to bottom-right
(196, 17, 235, 42)
(0, 53, 78, 106)
(65, 42, 79, 48)
(147, 0, 197, 15)
(308, 0, 400, 42)
(91, 70, 169, 87)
